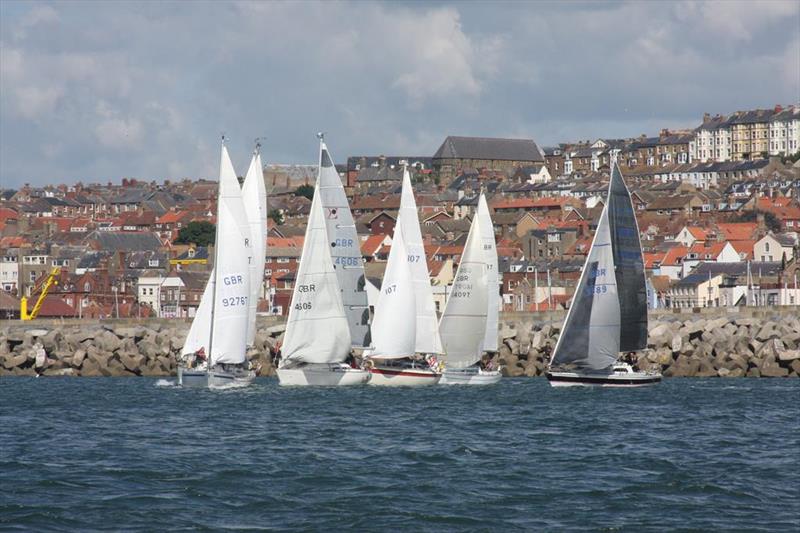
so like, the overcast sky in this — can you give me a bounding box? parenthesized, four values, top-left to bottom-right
(1, 0, 798, 187)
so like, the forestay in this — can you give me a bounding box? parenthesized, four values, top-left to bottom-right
(242, 149, 267, 346)
(477, 193, 499, 352)
(209, 146, 253, 366)
(549, 206, 620, 371)
(281, 181, 352, 365)
(439, 214, 488, 369)
(367, 225, 416, 359)
(397, 167, 443, 354)
(607, 162, 648, 351)
(317, 141, 371, 348)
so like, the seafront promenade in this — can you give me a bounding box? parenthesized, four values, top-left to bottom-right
(1, 307, 799, 378)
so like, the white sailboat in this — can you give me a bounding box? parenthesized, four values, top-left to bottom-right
(178, 142, 256, 388)
(546, 161, 661, 387)
(439, 195, 501, 385)
(316, 136, 371, 348)
(365, 225, 438, 386)
(367, 166, 442, 386)
(241, 142, 267, 347)
(276, 178, 370, 386)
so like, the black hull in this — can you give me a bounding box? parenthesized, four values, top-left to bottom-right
(546, 371, 662, 387)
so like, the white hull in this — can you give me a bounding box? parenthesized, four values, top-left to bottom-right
(277, 363, 370, 386)
(177, 365, 255, 388)
(440, 368, 502, 385)
(368, 365, 441, 386)
(546, 364, 661, 388)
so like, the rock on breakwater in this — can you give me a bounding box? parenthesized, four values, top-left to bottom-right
(1, 309, 799, 377)
(492, 310, 800, 378)
(0, 320, 285, 377)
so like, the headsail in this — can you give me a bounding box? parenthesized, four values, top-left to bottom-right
(281, 181, 352, 365)
(549, 206, 620, 370)
(607, 162, 648, 351)
(367, 225, 416, 359)
(317, 139, 371, 348)
(439, 214, 488, 369)
(242, 147, 267, 346)
(208, 145, 252, 366)
(182, 271, 212, 357)
(397, 167, 443, 354)
(477, 193, 499, 352)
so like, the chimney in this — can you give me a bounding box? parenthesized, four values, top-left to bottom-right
(703, 113, 711, 122)
(378, 155, 386, 168)
(774, 104, 783, 113)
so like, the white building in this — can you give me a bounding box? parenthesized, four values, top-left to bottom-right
(753, 233, 796, 262)
(136, 274, 164, 316)
(769, 105, 800, 157)
(0, 251, 18, 293)
(691, 114, 732, 163)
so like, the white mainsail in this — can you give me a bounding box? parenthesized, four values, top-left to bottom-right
(397, 167, 443, 354)
(242, 148, 267, 346)
(281, 181, 352, 365)
(317, 139, 371, 348)
(549, 205, 620, 371)
(368, 225, 416, 359)
(209, 145, 253, 366)
(477, 193, 499, 352)
(439, 214, 489, 369)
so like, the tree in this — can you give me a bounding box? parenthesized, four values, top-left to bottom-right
(174, 220, 216, 246)
(268, 209, 285, 225)
(736, 210, 782, 234)
(294, 184, 315, 201)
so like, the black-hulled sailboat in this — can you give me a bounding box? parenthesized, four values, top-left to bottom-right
(546, 161, 661, 387)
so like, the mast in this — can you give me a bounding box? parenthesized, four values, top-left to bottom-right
(207, 136, 225, 369)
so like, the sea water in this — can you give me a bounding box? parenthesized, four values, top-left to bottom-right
(1, 378, 798, 531)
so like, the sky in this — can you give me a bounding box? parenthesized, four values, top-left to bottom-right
(1, 0, 798, 188)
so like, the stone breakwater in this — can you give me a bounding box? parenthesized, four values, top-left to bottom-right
(0, 321, 284, 377)
(1, 309, 799, 377)
(495, 311, 800, 378)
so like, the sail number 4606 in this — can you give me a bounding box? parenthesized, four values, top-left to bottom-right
(294, 302, 312, 311)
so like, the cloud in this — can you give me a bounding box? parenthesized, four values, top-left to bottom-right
(0, 0, 798, 187)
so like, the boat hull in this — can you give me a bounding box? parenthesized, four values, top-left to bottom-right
(277, 363, 370, 386)
(177, 365, 255, 388)
(440, 368, 502, 385)
(368, 366, 441, 386)
(545, 370, 661, 387)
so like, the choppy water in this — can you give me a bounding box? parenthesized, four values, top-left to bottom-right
(1, 378, 798, 531)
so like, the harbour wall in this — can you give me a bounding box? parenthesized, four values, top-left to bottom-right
(1, 307, 799, 378)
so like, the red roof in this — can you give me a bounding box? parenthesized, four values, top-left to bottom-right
(716, 222, 758, 241)
(661, 245, 689, 266)
(492, 197, 573, 210)
(729, 240, 755, 259)
(643, 251, 666, 269)
(686, 226, 708, 240)
(0, 236, 28, 247)
(361, 234, 389, 256)
(36, 296, 76, 318)
(157, 210, 188, 224)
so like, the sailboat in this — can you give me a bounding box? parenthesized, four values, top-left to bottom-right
(178, 141, 256, 388)
(276, 177, 370, 386)
(316, 136, 371, 349)
(439, 193, 502, 385)
(546, 161, 661, 387)
(241, 141, 267, 348)
(367, 166, 442, 386)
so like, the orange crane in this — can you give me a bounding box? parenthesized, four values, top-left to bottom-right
(20, 267, 61, 320)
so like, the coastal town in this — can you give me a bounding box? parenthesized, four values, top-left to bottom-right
(1, 104, 799, 321)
